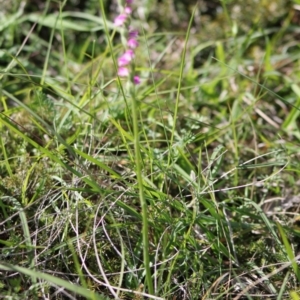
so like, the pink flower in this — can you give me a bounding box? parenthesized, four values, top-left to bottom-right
(114, 14, 127, 26)
(114, 1, 140, 83)
(129, 29, 138, 38)
(133, 76, 141, 84)
(118, 67, 129, 77)
(128, 38, 139, 48)
(124, 6, 132, 14)
(118, 56, 130, 67)
(118, 49, 134, 67)
(127, 30, 139, 48)
(118, 56, 128, 67)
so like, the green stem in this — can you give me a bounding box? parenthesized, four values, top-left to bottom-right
(131, 87, 154, 295)
(168, 5, 196, 167)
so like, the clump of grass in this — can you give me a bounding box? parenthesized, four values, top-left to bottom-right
(1, 0, 300, 299)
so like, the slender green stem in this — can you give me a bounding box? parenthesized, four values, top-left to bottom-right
(167, 6, 196, 167)
(131, 88, 154, 295)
